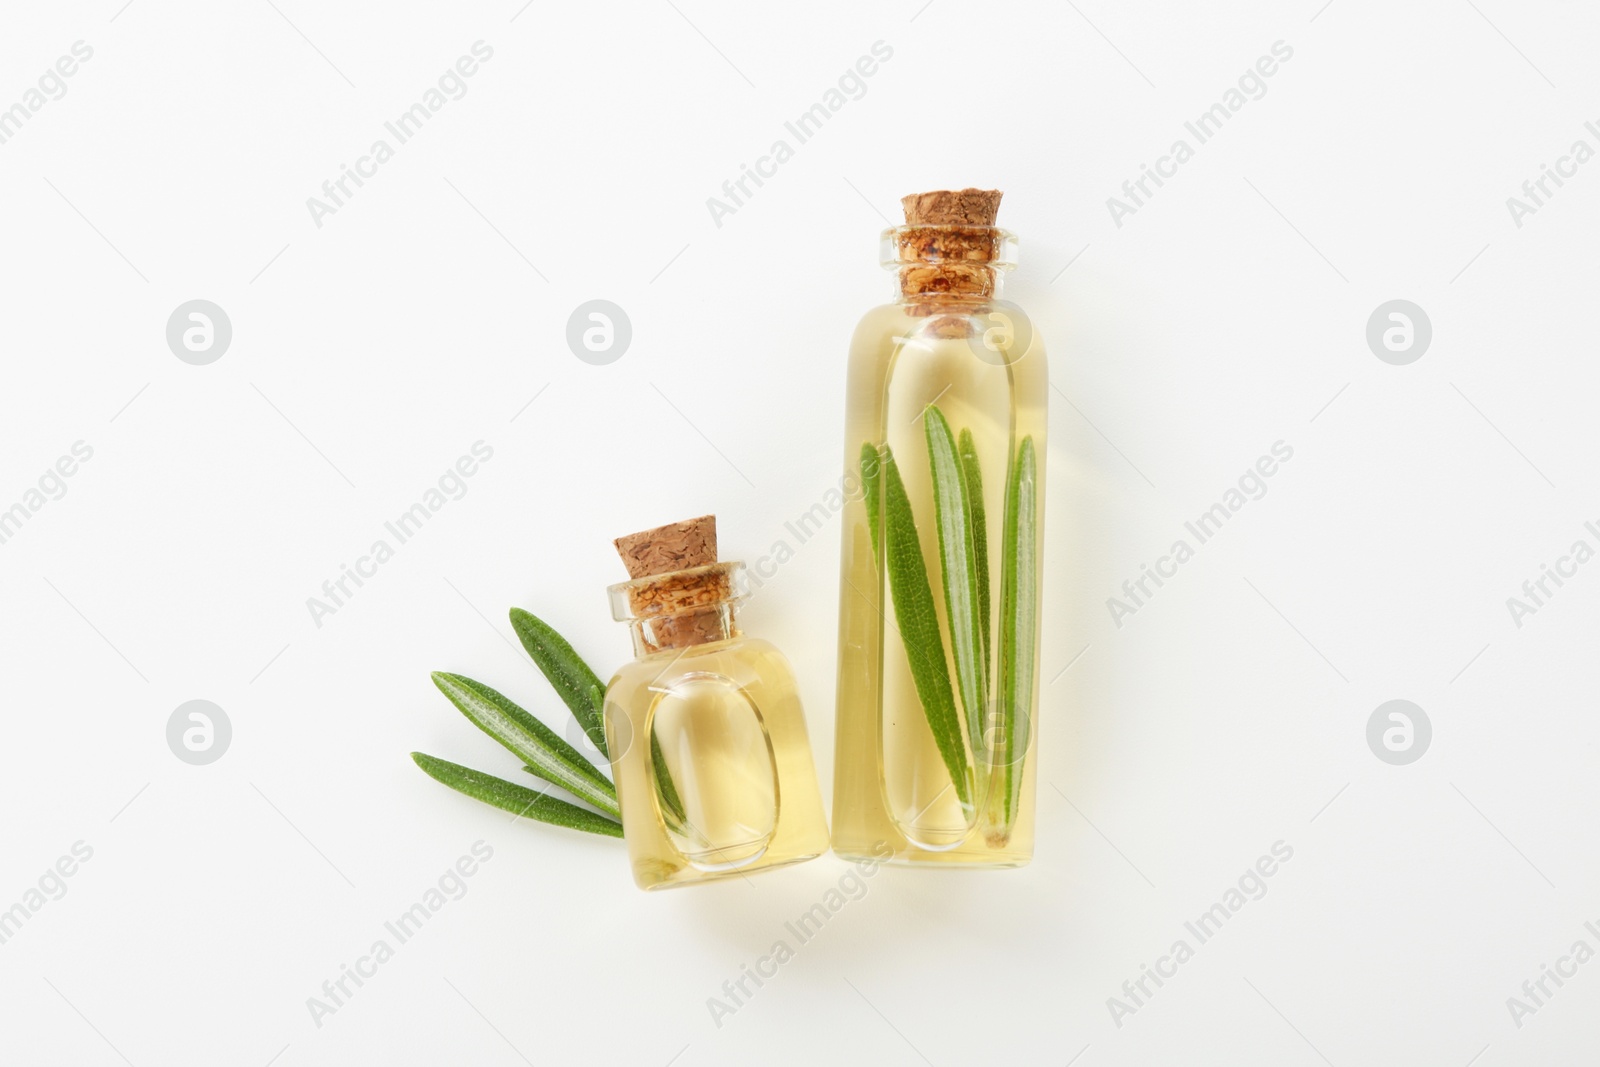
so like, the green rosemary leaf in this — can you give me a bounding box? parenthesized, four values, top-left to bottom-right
(412, 753, 623, 838)
(924, 406, 988, 765)
(650, 729, 688, 831)
(997, 436, 1039, 828)
(957, 427, 991, 671)
(881, 444, 971, 806)
(508, 608, 609, 758)
(860, 442, 883, 562)
(430, 672, 619, 820)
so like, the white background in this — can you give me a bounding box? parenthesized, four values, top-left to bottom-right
(2, 0, 1597, 1064)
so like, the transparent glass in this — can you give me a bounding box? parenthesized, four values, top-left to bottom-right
(832, 226, 1047, 867)
(605, 562, 830, 890)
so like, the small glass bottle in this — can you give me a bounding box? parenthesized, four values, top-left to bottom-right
(832, 189, 1047, 867)
(603, 518, 829, 890)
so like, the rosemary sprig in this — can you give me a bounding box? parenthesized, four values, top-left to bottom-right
(880, 443, 972, 807)
(650, 730, 688, 832)
(925, 406, 988, 767)
(996, 436, 1039, 830)
(430, 671, 619, 820)
(412, 753, 622, 837)
(509, 608, 609, 758)
(860, 441, 883, 561)
(957, 427, 991, 669)
(863, 411, 1039, 842)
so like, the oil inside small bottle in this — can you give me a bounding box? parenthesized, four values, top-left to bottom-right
(605, 554, 829, 891)
(647, 670, 779, 870)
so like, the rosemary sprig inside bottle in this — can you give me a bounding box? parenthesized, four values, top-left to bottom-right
(860, 402, 1039, 844)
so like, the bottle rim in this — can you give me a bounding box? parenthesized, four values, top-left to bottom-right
(607, 561, 747, 622)
(880, 225, 1018, 271)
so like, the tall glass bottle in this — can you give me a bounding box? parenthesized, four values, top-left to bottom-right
(832, 189, 1047, 867)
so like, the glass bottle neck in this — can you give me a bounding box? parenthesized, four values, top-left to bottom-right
(625, 604, 739, 658)
(882, 224, 1017, 302)
(895, 264, 1005, 301)
(608, 561, 747, 658)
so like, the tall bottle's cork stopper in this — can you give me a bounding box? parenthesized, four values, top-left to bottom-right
(901, 188, 1003, 226)
(895, 188, 1006, 299)
(612, 515, 733, 652)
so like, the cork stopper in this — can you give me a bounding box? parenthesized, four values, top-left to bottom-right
(613, 514, 717, 579)
(901, 188, 1003, 226)
(612, 515, 733, 652)
(894, 188, 1006, 301)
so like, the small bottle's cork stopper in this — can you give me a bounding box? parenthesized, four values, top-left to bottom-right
(613, 515, 730, 652)
(613, 514, 717, 579)
(901, 188, 1003, 226)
